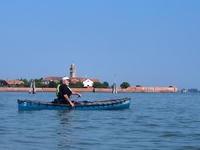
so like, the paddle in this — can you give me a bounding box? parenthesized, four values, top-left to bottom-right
(73, 96, 79, 104)
(67, 96, 79, 109)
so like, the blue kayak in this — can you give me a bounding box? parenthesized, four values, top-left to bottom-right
(17, 97, 131, 111)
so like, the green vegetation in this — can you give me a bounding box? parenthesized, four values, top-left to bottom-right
(1, 78, 131, 89)
(136, 85, 142, 87)
(69, 82, 84, 88)
(49, 81, 57, 88)
(21, 79, 30, 87)
(120, 82, 131, 89)
(93, 82, 110, 88)
(103, 82, 109, 88)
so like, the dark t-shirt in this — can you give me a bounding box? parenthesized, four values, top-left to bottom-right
(58, 84, 72, 99)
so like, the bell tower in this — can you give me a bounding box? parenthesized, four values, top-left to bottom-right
(70, 63, 76, 78)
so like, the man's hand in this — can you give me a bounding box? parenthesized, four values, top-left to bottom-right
(77, 93, 82, 98)
(70, 102, 75, 107)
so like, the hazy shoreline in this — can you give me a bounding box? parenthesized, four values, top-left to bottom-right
(0, 87, 178, 93)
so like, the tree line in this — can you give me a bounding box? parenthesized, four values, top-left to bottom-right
(15, 78, 131, 89)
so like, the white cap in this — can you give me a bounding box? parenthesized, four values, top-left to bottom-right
(62, 76, 69, 81)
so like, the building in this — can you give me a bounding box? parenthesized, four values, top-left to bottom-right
(83, 79, 94, 87)
(41, 63, 99, 85)
(69, 63, 99, 84)
(0, 79, 24, 87)
(70, 63, 76, 78)
(125, 86, 178, 93)
(70, 77, 99, 84)
(41, 76, 62, 84)
(0, 80, 7, 86)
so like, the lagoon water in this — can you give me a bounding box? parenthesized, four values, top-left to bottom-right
(0, 92, 200, 150)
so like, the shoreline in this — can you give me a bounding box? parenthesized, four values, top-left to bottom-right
(0, 86, 178, 93)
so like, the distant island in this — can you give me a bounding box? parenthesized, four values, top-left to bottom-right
(0, 63, 180, 93)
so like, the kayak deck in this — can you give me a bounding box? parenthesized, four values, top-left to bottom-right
(17, 97, 131, 111)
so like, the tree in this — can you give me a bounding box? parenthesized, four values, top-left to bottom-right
(103, 81, 109, 88)
(20, 78, 30, 87)
(49, 81, 57, 88)
(188, 89, 199, 93)
(120, 82, 130, 89)
(136, 85, 142, 87)
(69, 82, 84, 88)
(34, 79, 45, 88)
(93, 82, 105, 88)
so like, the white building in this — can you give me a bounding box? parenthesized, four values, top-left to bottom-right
(83, 79, 94, 87)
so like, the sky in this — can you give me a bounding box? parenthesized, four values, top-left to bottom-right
(0, 0, 200, 89)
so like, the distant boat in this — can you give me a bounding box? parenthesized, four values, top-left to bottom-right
(181, 89, 187, 93)
(29, 80, 36, 94)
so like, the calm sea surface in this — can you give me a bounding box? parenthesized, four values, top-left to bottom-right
(0, 92, 200, 150)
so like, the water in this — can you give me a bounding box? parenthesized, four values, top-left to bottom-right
(0, 92, 200, 150)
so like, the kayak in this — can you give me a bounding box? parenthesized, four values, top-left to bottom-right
(17, 97, 131, 111)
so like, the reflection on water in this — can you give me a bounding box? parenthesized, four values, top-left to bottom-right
(55, 110, 74, 147)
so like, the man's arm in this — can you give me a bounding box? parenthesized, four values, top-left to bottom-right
(71, 91, 82, 98)
(64, 94, 75, 107)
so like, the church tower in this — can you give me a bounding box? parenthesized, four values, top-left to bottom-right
(70, 63, 76, 78)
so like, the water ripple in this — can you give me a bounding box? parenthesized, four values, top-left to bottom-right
(0, 92, 200, 149)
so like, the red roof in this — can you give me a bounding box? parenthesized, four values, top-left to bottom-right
(5, 80, 24, 85)
(41, 76, 99, 84)
(70, 77, 99, 83)
(42, 76, 62, 81)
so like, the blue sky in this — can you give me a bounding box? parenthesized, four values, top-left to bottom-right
(0, 0, 200, 89)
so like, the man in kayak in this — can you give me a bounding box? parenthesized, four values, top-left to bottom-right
(56, 76, 82, 107)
